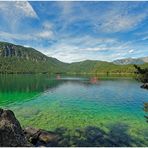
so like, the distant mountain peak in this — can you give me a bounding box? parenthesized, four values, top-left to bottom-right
(113, 57, 148, 65)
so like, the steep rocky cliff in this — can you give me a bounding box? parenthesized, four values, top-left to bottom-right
(0, 41, 67, 74)
(0, 41, 48, 61)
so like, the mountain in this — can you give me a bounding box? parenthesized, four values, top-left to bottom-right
(139, 57, 148, 63)
(67, 60, 115, 73)
(0, 41, 67, 74)
(113, 57, 148, 65)
(0, 41, 147, 75)
(67, 60, 141, 74)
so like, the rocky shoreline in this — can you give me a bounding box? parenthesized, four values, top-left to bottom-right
(0, 108, 148, 147)
(141, 83, 148, 89)
(0, 108, 61, 147)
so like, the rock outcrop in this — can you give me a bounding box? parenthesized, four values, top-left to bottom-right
(141, 83, 148, 89)
(0, 109, 60, 147)
(0, 108, 30, 147)
(0, 108, 61, 147)
(0, 42, 48, 61)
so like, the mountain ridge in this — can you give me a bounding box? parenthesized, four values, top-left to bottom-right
(0, 41, 67, 73)
(1, 41, 147, 65)
(0, 41, 147, 74)
(113, 57, 148, 65)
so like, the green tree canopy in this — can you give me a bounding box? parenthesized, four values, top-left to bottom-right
(134, 64, 148, 83)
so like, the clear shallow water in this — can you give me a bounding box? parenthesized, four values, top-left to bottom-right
(0, 74, 148, 146)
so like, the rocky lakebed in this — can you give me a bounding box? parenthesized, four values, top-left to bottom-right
(0, 108, 148, 147)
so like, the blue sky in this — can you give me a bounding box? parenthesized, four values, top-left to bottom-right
(0, 1, 147, 63)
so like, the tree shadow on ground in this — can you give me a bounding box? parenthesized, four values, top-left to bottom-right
(52, 122, 147, 147)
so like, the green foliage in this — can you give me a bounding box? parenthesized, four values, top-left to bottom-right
(134, 64, 148, 83)
(0, 57, 65, 74)
(67, 60, 148, 76)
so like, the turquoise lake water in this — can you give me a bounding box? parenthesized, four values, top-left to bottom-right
(0, 74, 148, 146)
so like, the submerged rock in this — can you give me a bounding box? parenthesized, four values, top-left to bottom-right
(23, 127, 60, 146)
(38, 130, 60, 144)
(23, 127, 40, 145)
(0, 108, 30, 147)
(1, 108, 146, 147)
(141, 83, 148, 89)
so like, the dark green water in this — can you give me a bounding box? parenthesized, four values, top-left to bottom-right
(0, 74, 148, 146)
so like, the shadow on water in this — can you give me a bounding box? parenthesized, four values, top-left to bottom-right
(48, 122, 148, 147)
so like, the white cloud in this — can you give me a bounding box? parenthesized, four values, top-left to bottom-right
(0, 30, 142, 63)
(0, 31, 34, 41)
(0, 29, 53, 42)
(37, 21, 54, 39)
(44, 35, 135, 63)
(0, 1, 38, 31)
(98, 14, 146, 33)
(90, 2, 148, 33)
(37, 31, 53, 39)
(129, 49, 134, 53)
(47, 46, 131, 63)
(57, 1, 74, 16)
(142, 36, 148, 41)
(42, 21, 53, 30)
(0, 1, 38, 19)
(56, 2, 148, 33)
(134, 30, 148, 41)
(15, 1, 38, 18)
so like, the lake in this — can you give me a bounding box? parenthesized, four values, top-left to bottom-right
(0, 74, 148, 146)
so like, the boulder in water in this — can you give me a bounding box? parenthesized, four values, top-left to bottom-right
(141, 83, 148, 89)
